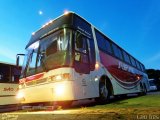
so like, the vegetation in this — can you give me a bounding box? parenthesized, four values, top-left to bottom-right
(146, 69, 160, 79)
(146, 69, 160, 90)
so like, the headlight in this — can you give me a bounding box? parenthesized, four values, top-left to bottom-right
(19, 85, 22, 89)
(51, 73, 71, 81)
(54, 84, 65, 96)
(16, 92, 24, 99)
(55, 75, 62, 81)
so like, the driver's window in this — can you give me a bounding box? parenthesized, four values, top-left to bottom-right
(75, 33, 87, 53)
(75, 32, 89, 64)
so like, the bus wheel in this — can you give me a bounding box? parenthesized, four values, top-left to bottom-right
(142, 84, 147, 95)
(96, 81, 110, 104)
(139, 83, 147, 96)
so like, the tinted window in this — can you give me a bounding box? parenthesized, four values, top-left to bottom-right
(136, 61, 141, 70)
(105, 38, 112, 54)
(130, 57, 136, 67)
(0, 64, 21, 83)
(143, 65, 146, 71)
(118, 48, 123, 60)
(74, 32, 90, 74)
(140, 64, 145, 71)
(112, 44, 123, 60)
(75, 32, 87, 53)
(75, 32, 89, 64)
(123, 51, 131, 64)
(96, 30, 112, 54)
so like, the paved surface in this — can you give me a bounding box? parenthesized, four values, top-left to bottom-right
(0, 91, 159, 113)
(147, 91, 160, 95)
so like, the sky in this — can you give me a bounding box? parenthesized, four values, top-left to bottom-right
(0, 0, 160, 69)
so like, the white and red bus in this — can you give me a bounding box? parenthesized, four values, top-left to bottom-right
(16, 12, 149, 105)
(0, 62, 21, 105)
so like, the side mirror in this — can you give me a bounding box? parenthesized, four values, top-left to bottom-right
(16, 54, 25, 67)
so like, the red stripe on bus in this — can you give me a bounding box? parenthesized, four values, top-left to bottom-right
(25, 73, 44, 82)
(99, 51, 143, 87)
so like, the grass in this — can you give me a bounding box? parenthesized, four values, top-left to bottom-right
(69, 94, 160, 119)
(91, 94, 160, 109)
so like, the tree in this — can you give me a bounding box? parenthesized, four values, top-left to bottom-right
(146, 69, 160, 90)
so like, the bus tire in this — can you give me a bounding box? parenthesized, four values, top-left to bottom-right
(95, 81, 110, 104)
(142, 84, 147, 95)
(139, 83, 147, 96)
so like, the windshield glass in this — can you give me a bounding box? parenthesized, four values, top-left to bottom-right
(21, 28, 72, 78)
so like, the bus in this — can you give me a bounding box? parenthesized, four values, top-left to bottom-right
(0, 62, 21, 105)
(16, 12, 149, 105)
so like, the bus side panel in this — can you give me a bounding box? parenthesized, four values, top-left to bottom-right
(99, 51, 145, 94)
(0, 83, 19, 105)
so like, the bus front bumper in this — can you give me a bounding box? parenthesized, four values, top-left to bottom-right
(16, 81, 75, 104)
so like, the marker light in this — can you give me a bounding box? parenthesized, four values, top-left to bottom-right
(137, 76, 141, 80)
(95, 77, 99, 81)
(64, 10, 69, 15)
(95, 62, 100, 70)
(49, 20, 52, 24)
(32, 32, 35, 35)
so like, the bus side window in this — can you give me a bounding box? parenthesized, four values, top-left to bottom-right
(112, 44, 123, 60)
(130, 56, 136, 67)
(13, 67, 21, 83)
(95, 30, 112, 54)
(123, 51, 131, 64)
(106, 39, 112, 54)
(136, 61, 141, 70)
(140, 64, 144, 71)
(0, 74, 3, 82)
(0, 64, 10, 83)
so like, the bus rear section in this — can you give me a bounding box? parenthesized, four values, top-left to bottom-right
(0, 62, 21, 105)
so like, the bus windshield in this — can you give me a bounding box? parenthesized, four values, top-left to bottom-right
(21, 28, 73, 78)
